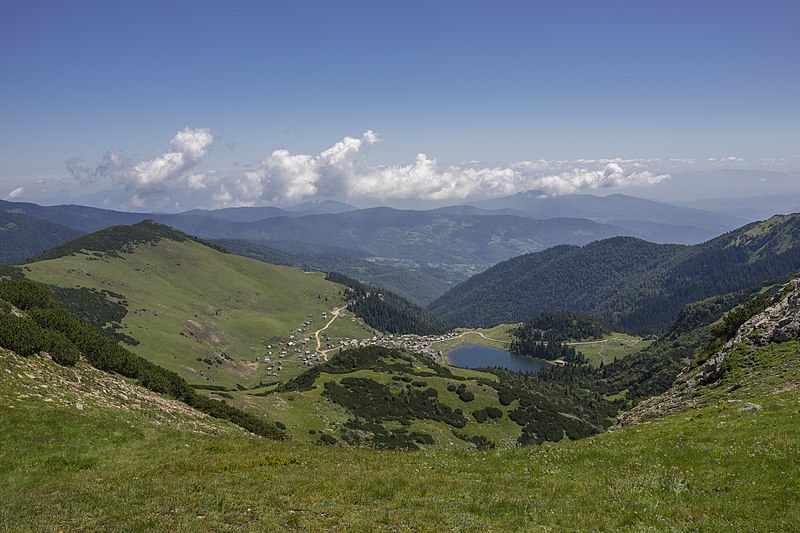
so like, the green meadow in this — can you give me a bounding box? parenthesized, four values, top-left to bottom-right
(1, 345, 797, 531)
(22, 239, 373, 389)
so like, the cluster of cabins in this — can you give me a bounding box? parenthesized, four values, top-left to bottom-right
(335, 333, 454, 360)
(258, 313, 471, 378)
(259, 313, 328, 377)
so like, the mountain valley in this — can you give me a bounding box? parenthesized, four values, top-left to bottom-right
(1, 203, 799, 530)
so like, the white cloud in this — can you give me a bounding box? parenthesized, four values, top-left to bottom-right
(532, 164, 668, 196)
(64, 128, 674, 208)
(184, 171, 221, 192)
(8, 186, 25, 199)
(66, 128, 215, 193)
(125, 128, 214, 192)
(215, 131, 669, 205)
(221, 130, 380, 204)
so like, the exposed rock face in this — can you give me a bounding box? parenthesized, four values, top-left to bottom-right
(734, 279, 800, 347)
(618, 278, 800, 426)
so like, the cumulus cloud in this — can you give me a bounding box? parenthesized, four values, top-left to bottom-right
(533, 163, 668, 196)
(65, 128, 672, 209)
(66, 128, 214, 193)
(216, 131, 670, 205)
(8, 186, 25, 199)
(216, 130, 380, 205)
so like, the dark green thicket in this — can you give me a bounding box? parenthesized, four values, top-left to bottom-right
(0, 265, 24, 279)
(710, 293, 770, 342)
(279, 345, 457, 393)
(0, 279, 59, 310)
(28, 219, 224, 262)
(516, 311, 610, 342)
(325, 272, 449, 335)
(0, 279, 284, 440)
(323, 377, 468, 429)
(0, 311, 80, 365)
(48, 286, 138, 345)
(340, 418, 434, 450)
(510, 338, 582, 364)
(486, 366, 618, 445)
(452, 431, 496, 450)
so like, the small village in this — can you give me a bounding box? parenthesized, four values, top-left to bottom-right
(257, 308, 472, 379)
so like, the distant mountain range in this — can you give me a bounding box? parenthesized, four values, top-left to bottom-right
(469, 191, 749, 242)
(181, 199, 357, 222)
(429, 213, 800, 334)
(0, 194, 758, 303)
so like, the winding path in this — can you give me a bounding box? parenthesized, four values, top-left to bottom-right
(448, 330, 511, 344)
(314, 307, 344, 361)
(565, 337, 631, 346)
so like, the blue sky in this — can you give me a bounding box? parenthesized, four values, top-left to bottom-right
(1, 1, 798, 210)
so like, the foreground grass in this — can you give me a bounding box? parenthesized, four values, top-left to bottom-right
(1, 375, 797, 531)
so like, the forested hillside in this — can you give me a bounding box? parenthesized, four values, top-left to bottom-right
(325, 272, 449, 335)
(509, 311, 610, 363)
(0, 212, 82, 264)
(431, 214, 800, 333)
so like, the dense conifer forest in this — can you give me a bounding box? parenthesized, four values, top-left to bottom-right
(325, 272, 449, 335)
(430, 214, 800, 333)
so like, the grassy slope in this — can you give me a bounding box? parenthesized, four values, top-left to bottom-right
(430, 324, 517, 353)
(569, 332, 653, 367)
(21, 239, 373, 389)
(1, 347, 797, 531)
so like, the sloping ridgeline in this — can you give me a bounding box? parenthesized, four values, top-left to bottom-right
(430, 213, 800, 334)
(27, 219, 224, 262)
(20, 220, 227, 345)
(326, 272, 449, 335)
(215, 238, 455, 306)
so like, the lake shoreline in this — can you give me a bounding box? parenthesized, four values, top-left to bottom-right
(447, 342, 549, 373)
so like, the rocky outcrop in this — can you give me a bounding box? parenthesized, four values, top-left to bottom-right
(0, 348, 242, 436)
(732, 278, 800, 347)
(618, 277, 800, 426)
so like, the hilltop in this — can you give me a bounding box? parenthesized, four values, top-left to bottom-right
(430, 213, 800, 333)
(16, 221, 375, 389)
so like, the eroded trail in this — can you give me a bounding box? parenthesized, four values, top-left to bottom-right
(450, 330, 511, 344)
(565, 337, 627, 346)
(314, 307, 343, 361)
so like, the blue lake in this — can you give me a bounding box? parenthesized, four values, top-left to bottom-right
(447, 343, 547, 373)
